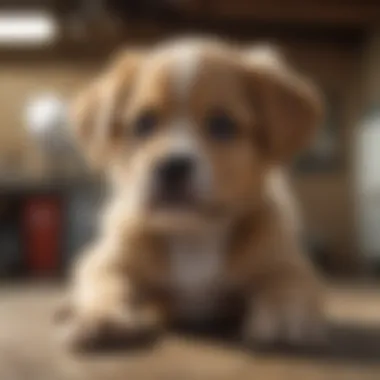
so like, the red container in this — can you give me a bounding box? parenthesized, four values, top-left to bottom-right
(23, 196, 62, 276)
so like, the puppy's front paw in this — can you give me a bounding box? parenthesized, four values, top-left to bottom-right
(243, 295, 326, 349)
(54, 302, 162, 352)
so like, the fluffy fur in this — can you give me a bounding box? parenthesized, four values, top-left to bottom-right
(58, 37, 325, 350)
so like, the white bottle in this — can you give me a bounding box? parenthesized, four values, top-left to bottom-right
(355, 107, 380, 261)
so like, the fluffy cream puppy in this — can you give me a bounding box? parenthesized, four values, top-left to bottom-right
(58, 37, 325, 350)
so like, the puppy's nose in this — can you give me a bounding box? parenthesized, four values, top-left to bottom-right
(157, 155, 194, 188)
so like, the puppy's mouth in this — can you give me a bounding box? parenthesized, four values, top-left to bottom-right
(150, 186, 199, 212)
(149, 186, 229, 221)
(147, 195, 225, 236)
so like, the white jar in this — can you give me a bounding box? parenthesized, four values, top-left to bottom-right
(355, 107, 380, 260)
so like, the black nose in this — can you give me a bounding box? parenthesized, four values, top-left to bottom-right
(156, 155, 194, 188)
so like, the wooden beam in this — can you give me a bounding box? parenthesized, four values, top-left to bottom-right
(180, 0, 380, 26)
(0, 0, 61, 9)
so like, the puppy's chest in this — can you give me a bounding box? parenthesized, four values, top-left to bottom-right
(167, 232, 228, 318)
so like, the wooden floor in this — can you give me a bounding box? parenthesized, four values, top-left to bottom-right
(1, 282, 380, 380)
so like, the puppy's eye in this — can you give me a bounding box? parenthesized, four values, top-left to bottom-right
(206, 111, 237, 141)
(132, 110, 158, 138)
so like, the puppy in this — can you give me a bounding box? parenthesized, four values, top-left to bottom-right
(58, 37, 325, 350)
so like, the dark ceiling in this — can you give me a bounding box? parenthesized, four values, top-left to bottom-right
(0, 1, 379, 26)
(0, 0, 373, 59)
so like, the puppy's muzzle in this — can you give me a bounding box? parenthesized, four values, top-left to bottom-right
(153, 154, 196, 207)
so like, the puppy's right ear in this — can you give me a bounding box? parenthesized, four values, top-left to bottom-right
(242, 46, 323, 163)
(70, 50, 144, 169)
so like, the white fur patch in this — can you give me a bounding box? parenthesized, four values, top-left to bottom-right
(244, 45, 283, 70)
(136, 42, 213, 207)
(166, 42, 202, 105)
(164, 122, 212, 201)
(166, 121, 200, 156)
(166, 45, 214, 200)
(168, 226, 228, 319)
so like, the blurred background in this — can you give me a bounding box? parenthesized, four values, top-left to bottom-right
(1, 2, 380, 379)
(0, 0, 379, 281)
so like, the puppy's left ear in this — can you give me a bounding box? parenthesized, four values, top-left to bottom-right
(70, 50, 144, 170)
(243, 46, 323, 162)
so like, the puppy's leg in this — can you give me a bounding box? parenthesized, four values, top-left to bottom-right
(231, 214, 326, 347)
(56, 240, 164, 351)
(244, 272, 325, 347)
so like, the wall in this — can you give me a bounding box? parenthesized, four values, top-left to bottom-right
(0, 60, 100, 181)
(288, 41, 362, 271)
(0, 36, 363, 272)
(355, 30, 380, 264)
(361, 31, 380, 106)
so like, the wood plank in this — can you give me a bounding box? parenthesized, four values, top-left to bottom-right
(1, 283, 380, 380)
(187, 0, 380, 26)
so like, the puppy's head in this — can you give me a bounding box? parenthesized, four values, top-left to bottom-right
(71, 38, 322, 232)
